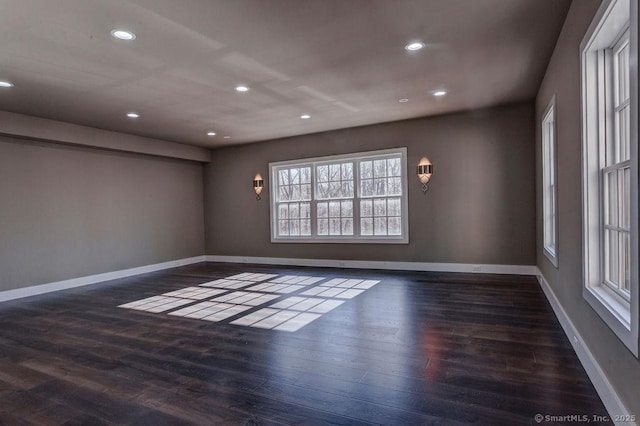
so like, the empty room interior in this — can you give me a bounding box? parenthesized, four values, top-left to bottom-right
(1, 0, 639, 424)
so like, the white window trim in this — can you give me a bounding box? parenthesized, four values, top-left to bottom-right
(581, 0, 639, 356)
(542, 95, 559, 268)
(269, 147, 409, 244)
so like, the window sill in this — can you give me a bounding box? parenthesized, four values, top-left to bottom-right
(271, 236, 409, 244)
(583, 283, 637, 356)
(543, 247, 558, 268)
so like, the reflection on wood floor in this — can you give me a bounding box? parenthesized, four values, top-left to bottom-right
(0, 262, 611, 424)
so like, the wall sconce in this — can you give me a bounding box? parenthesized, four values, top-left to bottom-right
(417, 157, 433, 193)
(253, 173, 264, 200)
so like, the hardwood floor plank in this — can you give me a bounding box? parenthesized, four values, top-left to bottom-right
(0, 263, 611, 424)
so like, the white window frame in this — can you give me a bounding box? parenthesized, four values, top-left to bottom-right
(542, 95, 559, 267)
(269, 148, 409, 244)
(581, 0, 639, 356)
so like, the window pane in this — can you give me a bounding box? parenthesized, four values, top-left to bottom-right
(330, 218, 341, 235)
(622, 167, 630, 228)
(341, 181, 354, 197)
(388, 217, 401, 235)
(279, 220, 289, 236)
(607, 230, 620, 286)
(290, 220, 300, 236)
(329, 201, 341, 217)
(318, 218, 328, 235)
(341, 218, 353, 235)
(374, 178, 387, 196)
(361, 200, 372, 217)
(329, 164, 341, 181)
(616, 106, 628, 163)
(291, 184, 301, 200)
(279, 169, 289, 185)
(388, 177, 402, 195)
(550, 184, 556, 247)
(361, 218, 373, 235)
(617, 40, 630, 101)
(623, 232, 630, 292)
(291, 168, 300, 184)
(374, 198, 387, 216)
(360, 161, 373, 179)
(317, 202, 328, 218)
(301, 219, 311, 236)
(302, 183, 312, 200)
(342, 163, 353, 180)
(278, 204, 289, 220)
(289, 203, 299, 219)
(387, 158, 401, 177)
(329, 181, 341, 198)
(622, 105, 630, 161)
(387, 198, 401, 216)
(606, 171, 618, 226)
(374, 160, 387, 177)
(279, 186, 290, 201)
(317, 182, 329, 198)
(317, 165, 329, 182)
(341, 200, 353, 217)
(360, 179, 373, 197)
(374, 218, 387, 235)
(300, 203, 310, 219)
(300, 167, 311, 183)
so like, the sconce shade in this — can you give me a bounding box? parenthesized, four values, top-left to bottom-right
(417, 157, 433, 193)
(253, 173, 264, 199)
(417, 157, 433, 184)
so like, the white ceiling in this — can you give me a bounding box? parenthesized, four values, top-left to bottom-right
(0, 0, 571, 147)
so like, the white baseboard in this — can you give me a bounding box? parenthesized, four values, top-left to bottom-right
(0, 255, 206, 303)
(205, 255, 537, 275)
(536, 269, 634, 426)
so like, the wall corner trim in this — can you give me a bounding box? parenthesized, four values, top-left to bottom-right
(0, 256, 207, 303)
(535, 269, 634, 425)
(205, 255, 537, 275)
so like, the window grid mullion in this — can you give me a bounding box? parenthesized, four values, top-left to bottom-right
(354, 159, 361, 237)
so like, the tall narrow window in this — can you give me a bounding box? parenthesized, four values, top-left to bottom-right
(359, 157, 403, 236)
(603, 29, 632, 299)
(316, 161, 354, 236)
(581, 0, 638, 356)
(542, 96, 558, 266)
(270, 148, 408, 243)
(275, 166, 312, 237)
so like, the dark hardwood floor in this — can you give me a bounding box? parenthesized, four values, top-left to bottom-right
(0, 263, 611, 425)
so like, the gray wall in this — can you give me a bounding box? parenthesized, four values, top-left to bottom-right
(205, 102, 536, 266)
(536, 0, 640, 414)
(0, 136, 205, 292)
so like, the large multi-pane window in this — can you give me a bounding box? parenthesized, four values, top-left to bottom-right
(542, 97, 558, 266)
(581, 0, 638, 356)
(270, 148, 408, 243)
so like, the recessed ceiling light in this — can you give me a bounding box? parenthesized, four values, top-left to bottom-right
(235, 85, 249, 92)
(404, 41, 425, 51)
(111, 29, 136, 40)
(0, 80, 14, 88)
(398, 98, 409, 103)
(223, 136, 231, 139)
(300, 114, 311, 119)
(432, 90, 447, 97)
(207, 131, 216, 136)
(126, 112, 140, 118)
